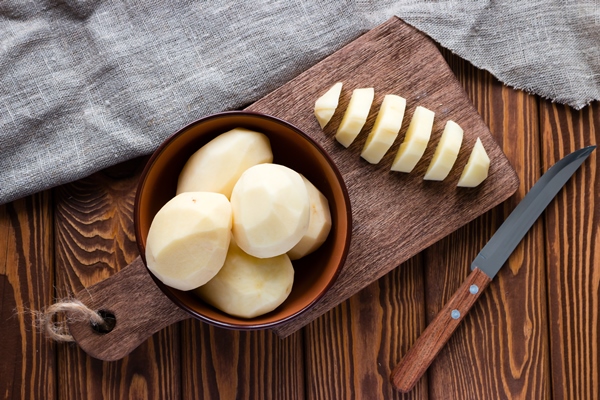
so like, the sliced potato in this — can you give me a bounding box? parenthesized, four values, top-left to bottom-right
(145, 192, 232, 291)
(288, 176, 332, 260)
(391, 106, 435, 173)
(424, 120, 464, 181)
(335, 88, 374, 148)
(314, 82, 343, 128)
(230, 164, 310, 258)
(177, 128, 273, 199)
(195, 238, 294, 319)
(457, 138, 490, 187)
(360, 94, 407, 164)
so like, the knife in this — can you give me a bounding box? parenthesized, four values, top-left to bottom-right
(391, 145, 596, 393)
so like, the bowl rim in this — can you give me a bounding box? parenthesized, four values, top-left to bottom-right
(133, 110, 352, 330)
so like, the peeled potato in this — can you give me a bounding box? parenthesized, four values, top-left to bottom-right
(457, 138, 490, 187)
(177, 128, 273, 198)
(287, 176, 332, 260)
(361, 94, 407, 164)
(145, 192, 232, 291)
(391, 106, 435, 173)
(335, 88, 374, 148)
(195, 239, 294, 319)
(230, 164, 310, 258)
(424, 120, 464, 181)
(314, 82, 343, 128)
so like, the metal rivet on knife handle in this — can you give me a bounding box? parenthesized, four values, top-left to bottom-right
(390, 146, 595, 393)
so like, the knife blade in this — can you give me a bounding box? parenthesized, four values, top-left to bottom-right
(390, 145, 596, 393)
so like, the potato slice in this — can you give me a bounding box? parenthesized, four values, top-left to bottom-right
(335, 88, 374, 148)
(177, 128, 273, 199)
(457, 138, 490, 187)
(391, 106, 435, 173)
(145, 192, 232, 291)
(360, 94, 407, 164)
(195, 239, 294, 319)
(314, 82, 343, 128)
(424, 120, 464, 181)
(230, 164, 310, 258)
(287, 176, 332, 260)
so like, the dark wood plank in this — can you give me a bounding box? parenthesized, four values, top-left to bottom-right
(246, 17, 519, 337)
(304, 256, 428, 400)
(541, 102, 599, 400)
(53, 158, 182, 399)
(422, 52, 550, 398)
(0, 192, 56, 400)
(181, 321, 305, 400)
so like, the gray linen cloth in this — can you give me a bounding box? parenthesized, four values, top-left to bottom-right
(1, 1, 598, 205)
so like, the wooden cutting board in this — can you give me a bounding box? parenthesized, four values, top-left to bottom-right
(67, 17, 520, 359)
(245, 17, 519, 337)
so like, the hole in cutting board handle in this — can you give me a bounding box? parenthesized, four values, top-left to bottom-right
(90, 310, 116, 334)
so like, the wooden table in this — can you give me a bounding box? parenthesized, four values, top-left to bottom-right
(1, 49, 598, 399)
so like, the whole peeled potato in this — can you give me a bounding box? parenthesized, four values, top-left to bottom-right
(145, 192, 232, 291)
(287, 176, 332, 260)
(230, 163, 310, 258)
(195, 238, 294, 319)
(177, 128, 273, 198)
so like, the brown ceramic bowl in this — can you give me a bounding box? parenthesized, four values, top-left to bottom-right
(134, 111, 351, 330)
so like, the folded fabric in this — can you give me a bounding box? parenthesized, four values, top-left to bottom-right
(1, 0, 598, 205)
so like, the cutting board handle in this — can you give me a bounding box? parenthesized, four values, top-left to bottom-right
(67, 256, 190, 361)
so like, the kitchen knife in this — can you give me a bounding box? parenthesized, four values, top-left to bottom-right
(391, 145, 596, 393)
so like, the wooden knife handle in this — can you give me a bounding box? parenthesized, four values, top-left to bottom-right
(391, 267, 492, 392)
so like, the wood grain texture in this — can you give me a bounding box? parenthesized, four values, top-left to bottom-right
(53, 158, 182, 399)
(181, 321, 305, 400)
(247, 17, 519, 337)
(0, 192, 55, 400)
(541, 102, 599, 400)
(391, 267, 492, 393)
(304, 256, 429, 400)
(422, 51, 551, 399)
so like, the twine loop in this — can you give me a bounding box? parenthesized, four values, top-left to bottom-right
(36, 299, 111, 342)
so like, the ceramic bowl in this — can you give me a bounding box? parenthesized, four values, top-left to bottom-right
(134, 111, 351, 329)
